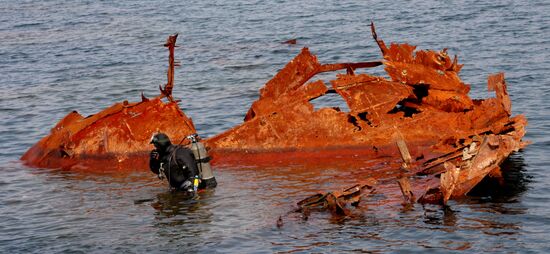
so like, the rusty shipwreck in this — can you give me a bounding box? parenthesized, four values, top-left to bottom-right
(21, 24, 528, 206)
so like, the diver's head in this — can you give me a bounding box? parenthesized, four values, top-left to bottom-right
(150, 132, 172, 152)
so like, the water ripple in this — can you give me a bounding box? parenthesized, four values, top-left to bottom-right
(0, 0, 549, 252)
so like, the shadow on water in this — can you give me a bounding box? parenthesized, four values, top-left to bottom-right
(149, 189, 216, 241)
(151, 190, 215, 219)
(468, 152, 530, 203)
(421, 205, 460, 229)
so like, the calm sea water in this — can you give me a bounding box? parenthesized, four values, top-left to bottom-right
(1, 0, 549, 252)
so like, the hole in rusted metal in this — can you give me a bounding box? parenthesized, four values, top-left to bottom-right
(413, 84, 429, 101)
(387, 101, 421, 117)
(309, 92, 350, 112)
(357, 112, 374, 126)
(347, 115, 362, 131)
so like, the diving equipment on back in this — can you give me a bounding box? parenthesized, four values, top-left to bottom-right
(187, 133, 217, 189)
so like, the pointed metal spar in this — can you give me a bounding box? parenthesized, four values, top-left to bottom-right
(160, 33, 179, 102)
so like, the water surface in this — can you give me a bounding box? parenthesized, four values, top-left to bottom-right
(1, 0, 549, 252)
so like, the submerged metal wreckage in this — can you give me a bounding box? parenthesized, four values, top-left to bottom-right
(22, 34, 197, 171)
(22, 24, 527, 207)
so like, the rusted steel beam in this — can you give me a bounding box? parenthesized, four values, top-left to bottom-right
(159, 33, 178, 102)
(396, 136, 412, 168)
(395, 137, 415, 204)
(370, 21, 388, 56)
(318, 61, 383, 73)
(397, 177, 415, 204)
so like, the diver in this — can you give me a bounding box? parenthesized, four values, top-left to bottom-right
(149, 132, 217, 194)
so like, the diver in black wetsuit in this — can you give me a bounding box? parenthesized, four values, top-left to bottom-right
(149, 133, 200, 193)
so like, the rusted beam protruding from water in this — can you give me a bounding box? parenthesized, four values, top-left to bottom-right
(160, 33, 178, 102)
(396, 136, 412, 169)
(395, 136, 415, 204)
(397, 177, 415, 204)
(370, 21, 388, 56)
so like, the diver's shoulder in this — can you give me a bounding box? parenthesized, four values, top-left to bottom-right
(174, 145, 193, 154)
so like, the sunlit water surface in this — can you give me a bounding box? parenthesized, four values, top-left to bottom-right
(1, 0, 549, 252)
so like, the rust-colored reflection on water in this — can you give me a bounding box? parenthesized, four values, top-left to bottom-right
(0, 151, 531, 252)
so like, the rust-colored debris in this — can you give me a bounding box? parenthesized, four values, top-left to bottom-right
(22, 24, 528, 207)
(290, 129, 526, 219)
(295, 178, 377, 217)
(207, 23, 527, 207)
(206, 23, 526, 159)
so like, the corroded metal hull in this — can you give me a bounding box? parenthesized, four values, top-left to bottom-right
(21, 98, 196, 171)
(21, 25, 528, 205)
(206, 24, 527, 171)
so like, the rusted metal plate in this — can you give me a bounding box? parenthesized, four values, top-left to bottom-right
(244, 48, 322, 121)
(21, 98, 196, 170)
(332, 74, 414, 124)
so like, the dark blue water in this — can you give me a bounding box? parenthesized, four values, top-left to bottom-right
(1, 0, 549, 252)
